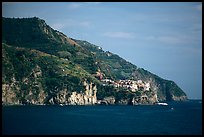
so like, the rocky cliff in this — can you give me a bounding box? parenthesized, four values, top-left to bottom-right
(47, 81, 97, 105)
(2, 17, 188, 105)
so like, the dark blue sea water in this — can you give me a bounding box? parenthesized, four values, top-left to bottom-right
(2, 100, 202, 135)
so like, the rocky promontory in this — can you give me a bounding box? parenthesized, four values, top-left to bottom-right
(2, 17, 188, 106)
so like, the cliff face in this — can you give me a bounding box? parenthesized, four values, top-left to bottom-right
(47, 81, 97, 105)
(2, 17, 187, 105)
(2, 64, 47, 105)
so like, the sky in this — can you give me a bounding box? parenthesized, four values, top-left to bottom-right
(2, 2, 202, 99)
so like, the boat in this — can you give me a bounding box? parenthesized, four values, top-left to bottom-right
(157, 102, 168, 106)
(59, 104, 64, 107)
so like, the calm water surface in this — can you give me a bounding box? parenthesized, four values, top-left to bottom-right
(2, 100, 202, 135)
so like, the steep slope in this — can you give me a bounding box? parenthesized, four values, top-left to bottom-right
(2, 17, 187, 105)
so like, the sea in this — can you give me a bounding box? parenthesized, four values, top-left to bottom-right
(2, 100, 202, 135)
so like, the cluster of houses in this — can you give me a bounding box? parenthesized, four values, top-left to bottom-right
(101, 79, 151, 92)
(93, 69, 151, 93)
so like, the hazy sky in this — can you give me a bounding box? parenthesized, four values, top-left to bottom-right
(2, 2, 202, 99)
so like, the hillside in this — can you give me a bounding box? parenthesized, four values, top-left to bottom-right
(74, 39, 187, 101)
(2, 17, 187, 105)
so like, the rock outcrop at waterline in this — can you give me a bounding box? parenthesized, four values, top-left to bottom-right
(132, 93, 158, 105)
(171, 95, 188, 101)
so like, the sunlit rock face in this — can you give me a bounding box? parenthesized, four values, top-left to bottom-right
(51, 81, 97, 105)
